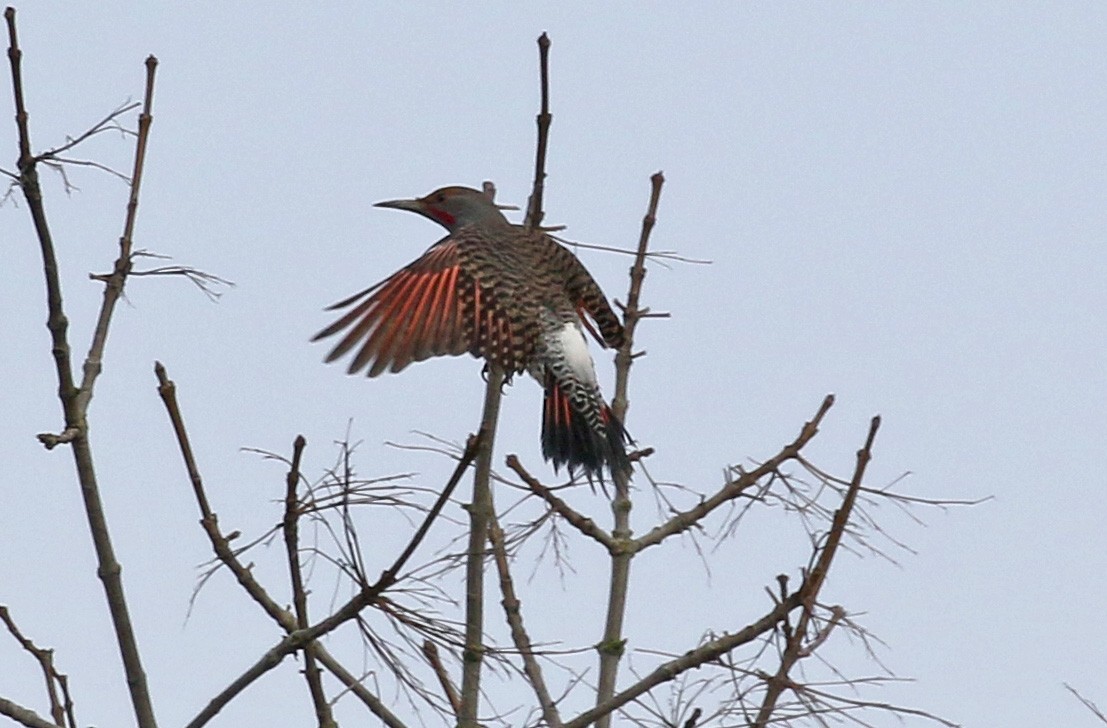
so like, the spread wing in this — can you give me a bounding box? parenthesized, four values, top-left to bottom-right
(314, 240, 472, 377)
(314, 235, 535, 377)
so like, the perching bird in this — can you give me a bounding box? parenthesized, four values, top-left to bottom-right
(313, 185, 631, 481)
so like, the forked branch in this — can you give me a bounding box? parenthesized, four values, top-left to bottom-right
(752, 415, 880, 726)
(156, 362, 455, 728)
(0, 606, 76, 728)
(5, 10, 159, 726)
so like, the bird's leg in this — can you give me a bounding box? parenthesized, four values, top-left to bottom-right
(482, 361, 515, 391)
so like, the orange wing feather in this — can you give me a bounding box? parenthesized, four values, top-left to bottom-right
(316, 234, 537, 377)
(314, 242, 472, 377)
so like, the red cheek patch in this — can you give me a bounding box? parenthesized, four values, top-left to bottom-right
(431, 209, 456, 227)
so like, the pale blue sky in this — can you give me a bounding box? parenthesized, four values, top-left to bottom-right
(3, 3, 1106, 727)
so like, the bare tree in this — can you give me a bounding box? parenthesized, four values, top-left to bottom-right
(1, 9, 981, 728)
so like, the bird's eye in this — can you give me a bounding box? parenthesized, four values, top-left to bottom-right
(435, 193, 446, 203)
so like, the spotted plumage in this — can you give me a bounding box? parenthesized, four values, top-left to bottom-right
(314, 185, 631, 481)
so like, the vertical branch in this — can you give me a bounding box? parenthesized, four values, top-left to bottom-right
(6, 6, 79, 443)
(612, 171, 665, 423)
(281, 436, 336, 728)
(458, 366, 505, 728)
(524, 32, 551, 231)
(460, 32, 554, 726)
(5, 12, 159, 728)
(594, 173, 665, 728)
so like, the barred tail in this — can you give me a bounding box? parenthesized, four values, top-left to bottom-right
(541, 373, 632, 483)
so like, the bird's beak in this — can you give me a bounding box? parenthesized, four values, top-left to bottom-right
(373, 198, 426, 214)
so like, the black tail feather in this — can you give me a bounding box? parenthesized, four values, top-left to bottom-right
(541, 374, 632, 483)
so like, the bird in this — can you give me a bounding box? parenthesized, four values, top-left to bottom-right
(313, 185, 632, 482)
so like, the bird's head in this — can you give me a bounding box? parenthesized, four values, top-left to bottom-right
(374, 186, 512, 233)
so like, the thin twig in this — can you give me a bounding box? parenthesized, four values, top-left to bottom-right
(43, 156, 130, 184)
(36, 100, 139, 160)
(554, 235, 711, 265)
(1065, 683, 1107, 724)
(181, 428, 481, 727)
(565, 592, 805, 728)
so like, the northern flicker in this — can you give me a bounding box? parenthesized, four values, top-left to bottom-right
(313, 185, 632, 481)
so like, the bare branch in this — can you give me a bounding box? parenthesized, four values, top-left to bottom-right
(506, 455, 615, 551)
(178, 422, 481, 727)
(0, 606, 76, 728)
(280, 436, 336, 728)
(0, 698, 60, 728)
(611, 171, 665, 425)
(752, 415, 881, 727)
(155, 362, 412, 728)
(592, 172, 666, 728)
(566, 592, 803, 728)
(5, 12, 159, 726)
(801, 415, 880, 601)
(1066, 683, 1107, 724)
(524, 32, 551, 231)
(421, 640, 461, 717)
(489, 516, 563, 728)
(457, 35, 554, 723)
(634, 394, 835, 552)
(36, 100, 139, 161)
(459, 366, 505, 727)
(75, 54, 158, 414)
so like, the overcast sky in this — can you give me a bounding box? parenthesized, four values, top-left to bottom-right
(3, 3, 1106, 727)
